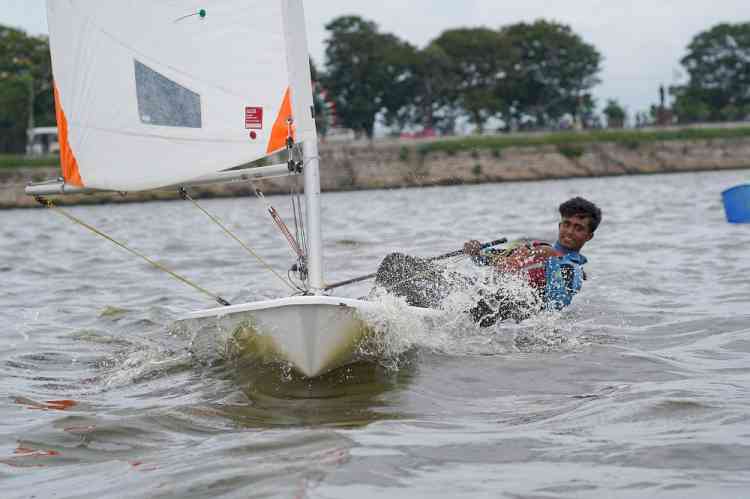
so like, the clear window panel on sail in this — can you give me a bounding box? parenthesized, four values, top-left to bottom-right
(134, 61, 202, 128)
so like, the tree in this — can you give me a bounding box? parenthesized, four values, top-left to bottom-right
(500, 20, 602, 128)
(410, 44, 460, 133)
(322, 16, 416, 138)
(0, 77, 31, 153)
(429, 28, 514, 133)
(378, 38, 420, 135)
(309, 58, 335, 138)
(0, 25, 54, 153)
(603, 99, 626, 128)
(672, 22, 750, 123)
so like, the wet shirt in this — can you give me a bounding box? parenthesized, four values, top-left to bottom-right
(544, 242, 588, 310)
(475, 240, 588, 310)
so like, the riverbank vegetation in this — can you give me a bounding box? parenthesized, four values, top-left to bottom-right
(416, 127, 750, 156)
(0, 154, 56, 169)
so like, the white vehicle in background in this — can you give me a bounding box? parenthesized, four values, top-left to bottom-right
(26, 126, 59, 156)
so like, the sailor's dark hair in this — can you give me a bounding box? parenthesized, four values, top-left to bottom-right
(559, 197, 602, 233)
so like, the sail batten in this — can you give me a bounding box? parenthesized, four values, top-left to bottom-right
(47, 0, 314, 192)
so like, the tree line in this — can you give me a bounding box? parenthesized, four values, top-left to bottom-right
(0, 25, 54, 154)
(318, 17, 750, 137)
(1, 19, 748, 153)
(671, 22, 750, 123)
(318, 17, 602, 137)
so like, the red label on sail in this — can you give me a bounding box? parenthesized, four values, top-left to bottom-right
(245, 107, 263, 129)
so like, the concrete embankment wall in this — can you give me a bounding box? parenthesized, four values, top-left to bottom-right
(2, 137, 750, 209)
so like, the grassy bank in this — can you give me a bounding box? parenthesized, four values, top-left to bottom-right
(0, 155, 58, 169)
(416, 126, 750, 156)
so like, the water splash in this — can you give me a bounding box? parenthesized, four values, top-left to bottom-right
(360, 261, 589, 365)
(101, 346, 192, 387)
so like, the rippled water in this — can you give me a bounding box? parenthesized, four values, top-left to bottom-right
(1, 169, 749, 498)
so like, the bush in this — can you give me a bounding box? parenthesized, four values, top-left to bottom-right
(557, 144, 585, 159)
(399, 146, 410, 162)
(603, 99, 627, 128)
(0, 154, 58, 169)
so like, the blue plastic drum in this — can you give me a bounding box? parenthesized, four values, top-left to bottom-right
(722, 184, 750, 223)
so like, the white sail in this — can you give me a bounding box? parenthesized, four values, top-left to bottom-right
(40, 0, 406, 379)
(47, 0, 316, 192)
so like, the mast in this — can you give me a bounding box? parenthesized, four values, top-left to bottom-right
(303, 137, 324, 292)
(282, 0, 324, 293)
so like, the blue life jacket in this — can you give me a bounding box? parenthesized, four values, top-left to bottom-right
(544, 242, 588, 310)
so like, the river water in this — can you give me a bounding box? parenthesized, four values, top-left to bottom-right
(1, 169, 749, 498)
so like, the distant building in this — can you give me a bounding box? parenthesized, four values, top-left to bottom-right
(26, 127, 59, 156)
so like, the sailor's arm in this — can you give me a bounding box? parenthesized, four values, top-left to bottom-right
(463, 240, 482, 256)
(463, 239, 494, 266)
(492, 244, 558, 273)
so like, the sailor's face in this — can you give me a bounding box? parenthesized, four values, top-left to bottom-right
(558, 214, 593, 251)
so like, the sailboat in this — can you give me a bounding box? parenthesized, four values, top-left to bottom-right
(27, 0, 442, 377)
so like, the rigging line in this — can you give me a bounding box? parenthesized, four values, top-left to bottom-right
(178, 189, 297, 293)
(300, 185, 309, 256)
(286, 134, 307, 261)
(270, 206, 305, 259)
(295, 176, 308, 256)
(36, 197, 231, 307)
(287, 269, 308, 294)
(294, 180, 302, 241)
(290, 179, 301, 248)
(291, 176, 307, 258)
(253, 188, 305, 259)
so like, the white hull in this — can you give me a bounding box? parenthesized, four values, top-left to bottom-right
(180, 296, 440, 378)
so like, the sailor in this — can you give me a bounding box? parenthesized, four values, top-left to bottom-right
(373, 197, 601, 326)
(463, 196, 601, 325)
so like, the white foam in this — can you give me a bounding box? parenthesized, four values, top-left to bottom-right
(359, 261, 588, 366)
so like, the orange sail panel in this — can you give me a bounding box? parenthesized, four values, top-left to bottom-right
(266, 87, 294, 154)
(53, 85, 83, 187)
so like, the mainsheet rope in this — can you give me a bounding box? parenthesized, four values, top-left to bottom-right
(35, 196, 232, 307)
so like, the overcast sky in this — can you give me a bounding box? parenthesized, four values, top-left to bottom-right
(3, 0, 749, 117)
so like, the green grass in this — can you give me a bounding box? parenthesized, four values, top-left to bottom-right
(416, 127, 750, 156)
(0, 154, 58, 169)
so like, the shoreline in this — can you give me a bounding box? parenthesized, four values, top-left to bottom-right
(2, 134, 750, 209)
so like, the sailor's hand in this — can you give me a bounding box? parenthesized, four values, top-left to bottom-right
(463, 240, 482, 256)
